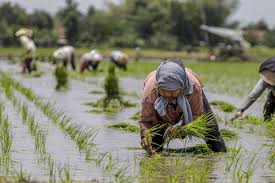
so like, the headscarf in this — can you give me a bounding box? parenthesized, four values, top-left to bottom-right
(154, 59, 194, 124)
(259, 57, 275, 73)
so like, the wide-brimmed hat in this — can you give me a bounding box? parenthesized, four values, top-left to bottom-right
(15, 28, 33, 37)
(260, 70, 275, 86)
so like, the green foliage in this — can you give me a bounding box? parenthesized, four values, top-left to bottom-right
(220, 129, 238, 141)
(167, 114, 214, 142)
(106, 123, 140, 133)
(264, 29, 275, 48)
(210, 100, 237, 112)
(54, 66, 68, 90)
(104, 64, 120, 102)
(129, 111, 140, 120)
(57, 0, 82, 44)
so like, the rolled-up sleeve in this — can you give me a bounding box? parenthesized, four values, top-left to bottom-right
(187, 84, 204, 120)
(240, 79, 268, 111)
(139, 94, 156, 140)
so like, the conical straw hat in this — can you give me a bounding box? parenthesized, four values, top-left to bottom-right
(15, 28, 33, 37)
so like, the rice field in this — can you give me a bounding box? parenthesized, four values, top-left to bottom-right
(0, 56, 274, 183)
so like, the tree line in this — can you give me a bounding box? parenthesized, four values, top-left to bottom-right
(1, 0, 275, 49)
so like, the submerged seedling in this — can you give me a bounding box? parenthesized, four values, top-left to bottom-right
(106, 123, 140, 133)
(210, 100, 236, 112)
(220, 129, 238, 141)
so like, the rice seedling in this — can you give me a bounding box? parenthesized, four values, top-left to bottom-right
(88, 64, 136, 113)
(225, 144, 242, 171)
(0, 103, 13, 174)
(15, 164, 31, 183)
(31, 70, 44, 78)
(124, 147, 143, 151)
(210, 100, 237, 112)
(220, 129, 238, 141)
(58, 163, 72, 183)
(234, 153, 257, 183)
(129, 111, 140, 120)
(54, 66, 69, 90)
(106, 123, 140, 133)
(163, 144, 212, 155)
(164, 114, 215, 145)
(139, 154, 211, 183)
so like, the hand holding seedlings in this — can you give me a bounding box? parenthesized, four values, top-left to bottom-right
(141, 138, 155, 156)
(231, 110, 243, 121)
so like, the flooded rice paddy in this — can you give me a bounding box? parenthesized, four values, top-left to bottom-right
(0, 60, 274, 183)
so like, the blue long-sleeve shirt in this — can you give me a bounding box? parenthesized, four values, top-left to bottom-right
(240, 79, 275, 111)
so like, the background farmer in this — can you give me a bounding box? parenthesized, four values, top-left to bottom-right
(110, 50, 128, 70)
(234, 57, 275, 121)
(53, 45, 76, 70)
(15, 28, 36, 73)
(139, 59, 227, 155)
(80, 50, 103, 73)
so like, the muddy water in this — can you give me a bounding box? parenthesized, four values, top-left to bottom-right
(0, 61, 274, 182)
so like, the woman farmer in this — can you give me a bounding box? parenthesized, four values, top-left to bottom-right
(53, 46, 76, 70)
(110, 50, 128, 70)
(139, 59, 226, 155)
(80, 50, 103, 73)
(234, 57, 275, 121)
(15, 28, 36, 73)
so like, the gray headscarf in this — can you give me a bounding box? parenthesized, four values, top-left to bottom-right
(154, 59, 194, 124)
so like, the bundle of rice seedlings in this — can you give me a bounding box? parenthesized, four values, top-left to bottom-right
(106, 122, 140, 133)
(210, 100, 236, 112)
(31, 62, 37, 71)
(54, 66, 68, 90)
(87, 64, 135, 113)
(165, 114, 215, 143)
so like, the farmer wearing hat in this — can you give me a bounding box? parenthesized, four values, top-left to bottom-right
(234, 57, 275, 121)
(53, 46, 76, 70)
(110, 50, 128, 70)
(15, 28, 36, 73)
(139, 59, 227, 155)
(80, 50, 103, 73)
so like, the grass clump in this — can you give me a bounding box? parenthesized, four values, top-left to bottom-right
(220, 129, 238, 141)
(129, 111, 140, 120)
(87, 64, 135, 113)
(139, 154, 211, 183)
(165, 114, 214, 144)
(106, 123, 140, 133)
(54, 66, 68, 90)
(0, 103, 13, 174)
(164, 144, 212, 155)
(210, 100, 236, 112)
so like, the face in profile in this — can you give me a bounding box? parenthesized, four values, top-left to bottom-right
(158, 86, 181, 101)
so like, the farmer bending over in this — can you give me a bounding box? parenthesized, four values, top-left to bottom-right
(15, 28, 36, 73)
(110, 50, 128, 70)
(234, 57, 275, 121)
(80, 50, 103, 73)
(53, 46, 76, 70)
(139, 59, 227, 155)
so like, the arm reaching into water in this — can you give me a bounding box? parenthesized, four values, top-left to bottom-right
(233, 79, 268, 119)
